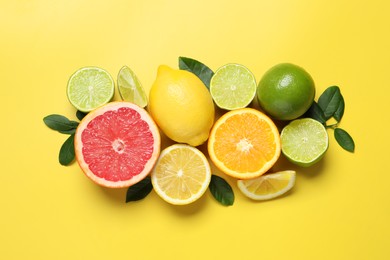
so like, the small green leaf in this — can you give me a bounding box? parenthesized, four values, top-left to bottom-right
(334, 128, 355, 152)
(126, 176, 153, 202)
(209, 175, 234, 206)
(58, 128, 76, 135)
(304, 101, 326, 124)
(179, 56, 214, 89)
(333, 95, 345, 122)
(76, 110, 88, 121)
(318, 86, 343, 120)
(44, 114, 79, 133)
(59, 134, 75, 165)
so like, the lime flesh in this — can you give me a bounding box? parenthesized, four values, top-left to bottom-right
(67, 67, 114, 112)
(281, 118, 328, 167)
(210, 63, 257, 110)
(117, 66, 147, 108)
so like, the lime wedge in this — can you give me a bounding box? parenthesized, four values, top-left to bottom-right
(117, 66, 147, 108)
(281, 118, 329, 167)
(210, 63, 257, 110)
(67, 67, 114, 112)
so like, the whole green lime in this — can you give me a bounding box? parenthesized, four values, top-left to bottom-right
(257, 63, 315, 120)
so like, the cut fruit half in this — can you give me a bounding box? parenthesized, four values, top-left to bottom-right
(74, 102, 160, 188)
(237, 170, 296, 200)
(151, 144, 211, 205)
(281, 118, 328, 167)
(210, 63, 257, 110)
(208, 108, 281, 179)
(67, 67, 115, 112)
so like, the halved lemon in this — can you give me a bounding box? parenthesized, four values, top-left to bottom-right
(151, 144, 211, 205)
(237, 170, 296, 200)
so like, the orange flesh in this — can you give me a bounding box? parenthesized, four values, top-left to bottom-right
(210, 110, 280, 176)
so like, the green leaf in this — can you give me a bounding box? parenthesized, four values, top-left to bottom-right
(76, 110, 88, 121)
(334, 128, 355, 152)
(179, 56, 214, 89)
(333, 95, 345, 122)
(126, 176, 153, 202)
(59, 134, 75, 165)
(43, 114, 79, 134)
(209, 175, 234, 206)
(318, 86, 343, 120)
(304, 101, 326, 124)
(58, 128, 76, 135)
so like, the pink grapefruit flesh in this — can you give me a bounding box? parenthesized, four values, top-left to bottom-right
(74, 102, 161, 188)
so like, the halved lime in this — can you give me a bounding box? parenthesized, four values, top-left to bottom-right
(210, 63, 257, 110)
(117, 66, 147, 108)
(67, 67, 115, 112)
(281, 118, 328, 167)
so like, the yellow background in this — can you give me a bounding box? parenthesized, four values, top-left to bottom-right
(1, 0, 389, 259)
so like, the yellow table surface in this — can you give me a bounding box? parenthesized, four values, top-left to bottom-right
(1, 1, 389, 259)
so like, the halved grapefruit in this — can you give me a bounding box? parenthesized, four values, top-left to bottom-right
(74, 102, 161, 188)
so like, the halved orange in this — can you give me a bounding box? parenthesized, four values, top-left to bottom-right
(208, 108, 281, 179)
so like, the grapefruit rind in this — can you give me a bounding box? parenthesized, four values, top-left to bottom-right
(74, 102, 161, 188)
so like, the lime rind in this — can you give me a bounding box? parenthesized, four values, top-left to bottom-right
(210, 63, 257, 110)
(67, 67, 115, 112)
(117, 66, 148, 108)
(281, 118, 328, 167)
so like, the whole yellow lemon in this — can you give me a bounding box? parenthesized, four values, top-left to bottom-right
(148, 65, 215, 146)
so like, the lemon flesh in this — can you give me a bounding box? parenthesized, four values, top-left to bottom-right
(148, 65, 215, 146)
(237, 170, 296, 200)
(151, 144, 211, 205)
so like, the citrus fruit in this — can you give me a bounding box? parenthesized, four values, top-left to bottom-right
(210, 63, 257, 110)
(151, 144, 211, 205)
(237, 170, 296, 201)
(67, 67, 115, 112)
(208, 108, 281, 179)
(280, 118, 328, 167)
(117, 66, 148, 108)
(148, 65, 215, 146)
(74, 102, 160, 188)
(257, 63, 315, 120)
